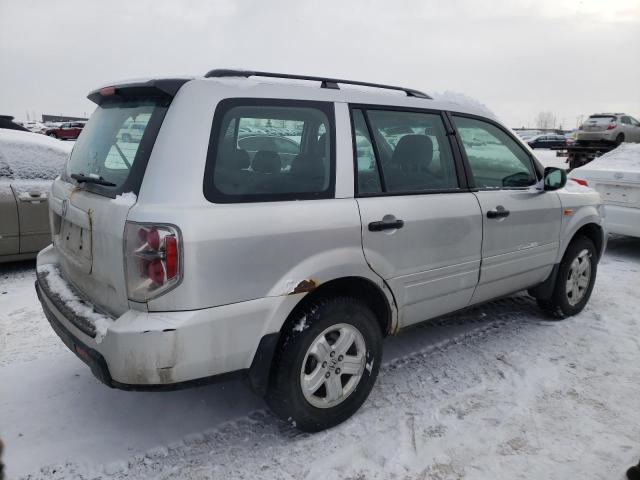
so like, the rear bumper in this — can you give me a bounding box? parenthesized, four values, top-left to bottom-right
(35, 249, 295, 390)
(604, 204, 640, 238)
(576, 131, 616, 142)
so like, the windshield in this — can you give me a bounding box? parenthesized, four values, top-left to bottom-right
(66, 99, 166, 193)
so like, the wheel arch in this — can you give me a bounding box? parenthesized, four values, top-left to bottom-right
(571, 222, 604, 260)
(246, 275, 396, 397)
(530, 220, 604, 301)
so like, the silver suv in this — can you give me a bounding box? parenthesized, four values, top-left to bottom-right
(577, 113, 640, 146)
(35, 70, 605, 431)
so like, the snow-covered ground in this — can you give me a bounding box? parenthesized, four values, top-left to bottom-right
(1, 234, 639, 479)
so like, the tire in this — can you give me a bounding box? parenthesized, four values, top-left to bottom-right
(615, 133, 624, 146)
(537, 235, 597, 319)
(47, 133, 56, 138)
(266, 296, 383, 432)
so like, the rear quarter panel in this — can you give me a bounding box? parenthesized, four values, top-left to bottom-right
(132, 81, 386, 332)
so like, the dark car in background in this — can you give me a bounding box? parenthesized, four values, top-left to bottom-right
(527, 134, 568, 149)
(45, 121, 85, 140)
(0, 115, 29, 132)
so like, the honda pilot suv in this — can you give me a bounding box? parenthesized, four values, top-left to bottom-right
(36, 70, 606, 432)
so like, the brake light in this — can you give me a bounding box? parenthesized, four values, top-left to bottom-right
(124, 223, 182, 302)
(165, 235, 178, 279)
(607, 123, 617, 130)
(99, 86, 116, 97)
(571, 178, 588, 186)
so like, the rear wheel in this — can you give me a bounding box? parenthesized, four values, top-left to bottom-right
(266, 296, 382, 432)
(537, 236, 597, 319)
(615, 133, 625, 145)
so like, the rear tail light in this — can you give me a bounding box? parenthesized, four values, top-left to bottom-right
(124, 222, 182, 302)
(570, 178, 589, 186)
(606, 123, 617, 130)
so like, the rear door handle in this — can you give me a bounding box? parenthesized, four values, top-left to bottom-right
(368, 218, 405, 232)
(487, 205, 510, 219)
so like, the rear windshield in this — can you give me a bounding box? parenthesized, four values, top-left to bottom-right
(588, 115, 615, 122)
(65, 99, 167, 195)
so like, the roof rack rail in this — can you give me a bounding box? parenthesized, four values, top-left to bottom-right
(204, 69, 432, 99)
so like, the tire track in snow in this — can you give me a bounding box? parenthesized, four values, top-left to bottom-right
(22, 295, 544, 480)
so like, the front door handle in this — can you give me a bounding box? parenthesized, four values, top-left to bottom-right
(368, 218, 405, 232)
(487, 205, 510, 219)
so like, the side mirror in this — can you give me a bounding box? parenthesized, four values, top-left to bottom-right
(544, 167, 567, 191)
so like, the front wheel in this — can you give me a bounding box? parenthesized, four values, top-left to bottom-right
(266, 296, 383, 432)
(537, 235, 597, 319)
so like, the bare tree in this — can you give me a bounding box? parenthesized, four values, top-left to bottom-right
(535, 111, 556, 130)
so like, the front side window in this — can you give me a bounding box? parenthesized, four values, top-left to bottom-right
(354, 109, 459, 194)
(205, 100, 334, 203)
(453, 116, 537, 189)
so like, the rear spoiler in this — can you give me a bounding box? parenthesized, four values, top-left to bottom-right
(87, 78, 190, 105)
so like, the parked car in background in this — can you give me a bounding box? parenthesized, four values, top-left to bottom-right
(36, 70, 604, 433)
(23, 121, 48, 134)
(45, 121, 85, 140)
(568, 143, 640, 238)
(527, 134, 568, 149)
(0, 115, 29, 132)
(0, 129, 71, 263)
(577, 113, 640, 146)
(120, 121, 147, 143)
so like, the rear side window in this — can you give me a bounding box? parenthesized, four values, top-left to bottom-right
(65, 99, 167, 196)
(204, 99, 335, 203)
(453, 116, 537, 189)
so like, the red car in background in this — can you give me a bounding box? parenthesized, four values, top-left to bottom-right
(45, 121, 85, 140)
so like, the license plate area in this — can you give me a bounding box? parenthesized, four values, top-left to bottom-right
(57, 218, 93, 272)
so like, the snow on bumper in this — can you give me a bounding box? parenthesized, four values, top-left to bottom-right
(35, 264, 293, 388)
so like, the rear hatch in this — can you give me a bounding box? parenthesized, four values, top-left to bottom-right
(49, 80, 186, 317)
(583, 115, 616, 132)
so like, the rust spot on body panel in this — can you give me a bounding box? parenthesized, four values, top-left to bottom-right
(290, 279, 318, 295)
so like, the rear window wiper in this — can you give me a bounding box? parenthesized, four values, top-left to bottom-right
(71, 173, 117, 187)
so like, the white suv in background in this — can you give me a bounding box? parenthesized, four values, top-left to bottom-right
(577, 113, 640, 146)
(36, 70, 605, 431)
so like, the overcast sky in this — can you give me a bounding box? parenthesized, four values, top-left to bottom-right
(1, 0, 638, 128)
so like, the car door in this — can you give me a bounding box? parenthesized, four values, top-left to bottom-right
(353, 107, 482, 327)
(11, 181, 51, 253)
(451, 115, 562, 304)
(0, 159, 20, 256)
